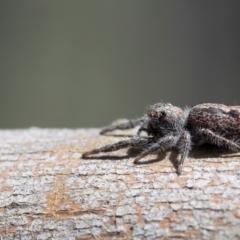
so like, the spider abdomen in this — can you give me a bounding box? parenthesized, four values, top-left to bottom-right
(187, 103, 240, 138)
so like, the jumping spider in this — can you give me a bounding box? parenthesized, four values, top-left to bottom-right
(83, 103, 240, 174)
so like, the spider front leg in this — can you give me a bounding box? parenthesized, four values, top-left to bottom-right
(197, 128, 240, 151)
(134, 135, 178, 163)
(177, 131, 191, 174)
(82, 137, 153, 158)
(100, 116, 146, 135)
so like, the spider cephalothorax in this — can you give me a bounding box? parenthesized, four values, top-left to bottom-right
(141, 103, 186, 137)
(83, 103, 240, 174)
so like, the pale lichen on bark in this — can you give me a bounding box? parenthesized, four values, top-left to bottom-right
(0, 128, 240, 239)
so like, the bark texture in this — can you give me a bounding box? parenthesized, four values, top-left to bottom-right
(0, 128, 240, 239)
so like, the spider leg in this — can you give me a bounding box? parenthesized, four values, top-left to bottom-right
(197, 128, 240, 151)
(177, 131, 191, 174)
(100, 117, 146, 135)
(82, 137, 153, 158)
(134, 135, 178, 163)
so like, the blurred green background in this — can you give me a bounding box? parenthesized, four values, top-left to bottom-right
(0, 1, 240, 128)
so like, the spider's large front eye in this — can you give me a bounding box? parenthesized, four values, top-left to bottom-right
(160, 111, 166, 117)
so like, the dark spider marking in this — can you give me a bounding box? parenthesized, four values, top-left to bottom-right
(82, 103, 240, 174)
(229, 110, 239, 118)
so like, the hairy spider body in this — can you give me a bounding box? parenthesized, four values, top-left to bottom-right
(83, 103, 240, 174)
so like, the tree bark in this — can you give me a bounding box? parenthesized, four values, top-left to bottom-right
(0, 128, 240, 239)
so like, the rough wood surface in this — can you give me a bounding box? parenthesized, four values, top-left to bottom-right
(0, 128, 240, 240)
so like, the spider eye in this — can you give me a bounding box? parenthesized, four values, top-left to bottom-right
(160, 111, 166, 117)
